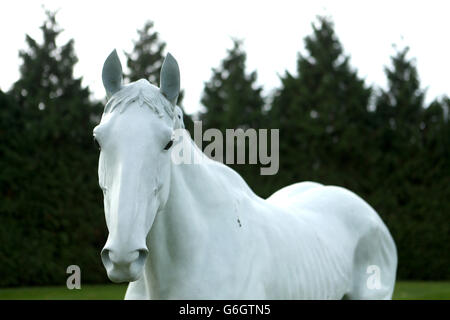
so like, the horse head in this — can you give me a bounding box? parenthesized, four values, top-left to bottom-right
(94, 50, 182, 283)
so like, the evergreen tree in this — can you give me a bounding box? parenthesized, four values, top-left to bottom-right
(372, 47, 449, 280)
(201, 39, 264, 131)
(124, 21, 193, 135)
(372, 47, 426, 211)
(374, 47, 425, 152)
(269, 16, 372, 193)
(125, 21, 166, 85)
(200, 39, 265, 193)
(0, 11, 106, 286)
(11, 11, 102, 143)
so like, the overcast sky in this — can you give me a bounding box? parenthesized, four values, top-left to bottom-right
(1, 0, 449, 114)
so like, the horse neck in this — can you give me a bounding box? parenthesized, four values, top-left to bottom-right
(144, 133, 260, 297)
(147, 131, 254, 258)
(169, 132, 256, 210)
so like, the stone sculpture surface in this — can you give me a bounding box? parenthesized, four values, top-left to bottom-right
(93, 50, 397, 299)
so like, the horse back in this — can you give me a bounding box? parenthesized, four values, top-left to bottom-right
(267, 182, 384, 236)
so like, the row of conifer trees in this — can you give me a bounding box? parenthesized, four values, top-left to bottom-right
(0, 11, 448, 286)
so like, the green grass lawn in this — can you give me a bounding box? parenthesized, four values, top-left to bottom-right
(0, 281, 448, 300)
(0, 284, 128, 300)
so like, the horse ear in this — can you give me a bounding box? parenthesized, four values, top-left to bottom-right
(102, 49, 123, 98)
(160, 53, 180, 106)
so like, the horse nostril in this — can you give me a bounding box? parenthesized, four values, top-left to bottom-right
(101, 248, 112, 269)
(137, 249, 149, 265)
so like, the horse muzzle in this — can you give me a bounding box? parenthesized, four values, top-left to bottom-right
(101, 247, 148, 283)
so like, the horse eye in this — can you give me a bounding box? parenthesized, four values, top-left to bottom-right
(164, 140, 174, 150)
(93, 137, 101, 150)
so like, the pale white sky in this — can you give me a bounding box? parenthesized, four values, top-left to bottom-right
(0, 0, 449, 115)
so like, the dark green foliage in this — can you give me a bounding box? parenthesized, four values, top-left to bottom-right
(370, 50, 450, 280)
(201, 39, 265, 130)
(125, 21, 166, 85)
(201, 17, 449, 280)
(124, 21, 194, 136)
(269, 16, 372, 196)
(1, 12, 448, 286)
(200, 39, 266, 191)
(0, 11, 107, 287)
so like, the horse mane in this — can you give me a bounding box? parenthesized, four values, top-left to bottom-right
(104, 79, 175, 119)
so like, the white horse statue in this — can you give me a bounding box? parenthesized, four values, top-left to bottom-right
(94, 50, 397, 299)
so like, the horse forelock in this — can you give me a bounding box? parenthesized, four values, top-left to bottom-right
(104, 79, 175, 119)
